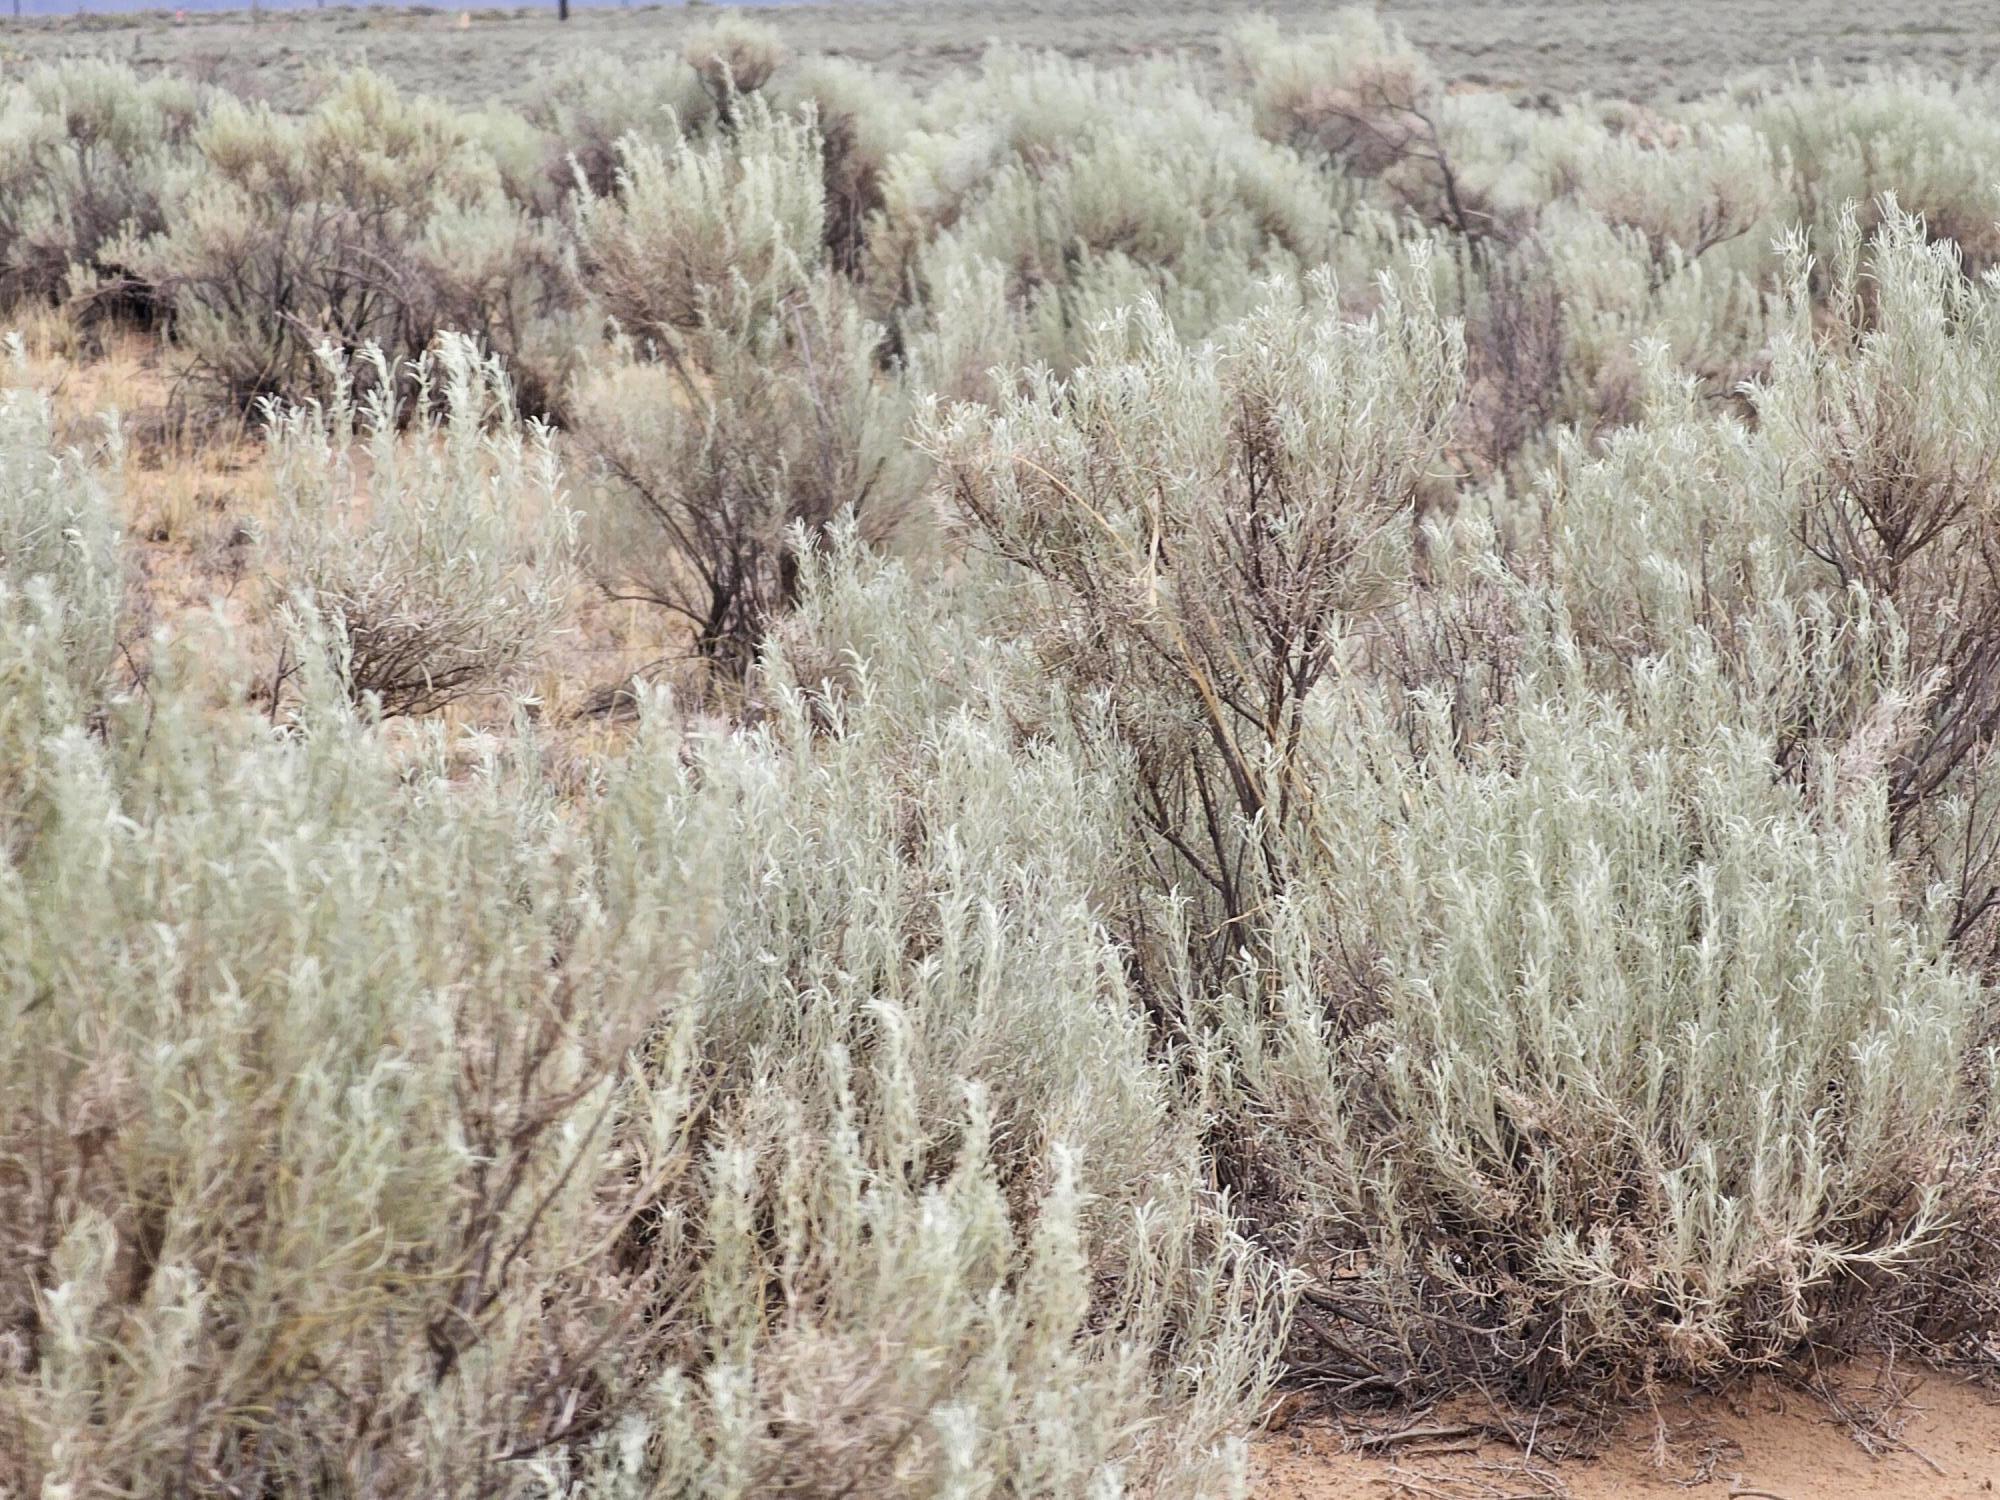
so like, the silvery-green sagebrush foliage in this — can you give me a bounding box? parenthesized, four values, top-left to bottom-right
(1742, 71, 2000, 274)
(568, 534, 1285, 1499)
(19, 7, 2000, 1475)
(0, 59, 200, 309)
(881, 52, 1349, 402)
(1230, 11, 1473, 236)
(925, 256, 1464, 943)
(1761, 204, 2000, 777)
(523, 13, 801, 203)
(0, 365, 122, 698)
(267, 334, 578, 718)
(774, 58, 917, 277)
(122, 69, 577, 416)
(1, 589, 696, 1490)
(1754, 203, 2000, 963)
(573, 93, 825, 340)
(0, 387, 1282, 1495)
(573, 97, 921, 676)
(933, 199, 2000, 1400)
(525, 54, 717, 198)
(1203, 621, 2000, 1393)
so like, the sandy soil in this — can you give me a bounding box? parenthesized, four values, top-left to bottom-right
(1253, 1366, 2000, 1499)
(0, 0, 1991, 110)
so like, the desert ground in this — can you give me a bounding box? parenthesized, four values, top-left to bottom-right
(1256, 1368, 2000, 1499)
(0, 0, 1991, 107)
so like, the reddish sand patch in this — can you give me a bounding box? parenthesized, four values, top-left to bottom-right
(1252, 1368, 2000, 1499)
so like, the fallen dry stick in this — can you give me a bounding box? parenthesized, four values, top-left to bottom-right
(1359, 1422, 1488, 1450)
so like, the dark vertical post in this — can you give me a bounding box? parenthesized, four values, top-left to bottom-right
(559, 0, 570, 20)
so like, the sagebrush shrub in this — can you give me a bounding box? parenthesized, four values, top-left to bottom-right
(1746, 71, 2000, 275)
(1234, 13, 1482, 235)
(14, 9, 2000, 1476)
(0, 504, 1284, 1497)
(682, 15, 789, 113)
(1763, 203, 2000, 794)
(574, 92, 825, 341)
(1199, 623, 2000, 1396)
(0, 362, 122, 695)
(1564, 119, 1780, 273)
(524, 52, 714, 199)
(565, 537, 1288, 1495)
(1754, 203, 2000, 961)
(880, 53, 1340, 385)
(574, 99, 919, 676)
(0, 620, 710, 1496)
(0, 60, 200, 311)
(574, 283, 919, 678)
(124, 71, 577, 416)
(775, 58, 916, 276)
(267, 335, 577, 718)
(926, 259, 1464, 946)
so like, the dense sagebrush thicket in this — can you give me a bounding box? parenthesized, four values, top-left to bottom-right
(11, 11, 2000, 1495)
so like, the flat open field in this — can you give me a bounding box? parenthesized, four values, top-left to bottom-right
(0, 0, 1990, 107)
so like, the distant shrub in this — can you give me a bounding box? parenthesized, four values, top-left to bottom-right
(574, 98, 919, 677)
(524, 53, 712, 199)
(879, 54, 1339, 386)
(267, 336, 577, 718)
(123, 72, 578, 418)
(1233, 14, 1482, 235)
(775, 57, 917, 276)
(573, 277, 918, 679)
(0, 60, 200, 311)
(1747, 72, 2000, 274)
(574, 92, 824, 339)
(1563, 120, 1780, 273)
(681, 14, 789, 112)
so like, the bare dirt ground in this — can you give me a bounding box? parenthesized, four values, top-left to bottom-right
(1254, 1365, 2000, 1499)
(0, 0, 1990, 109)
